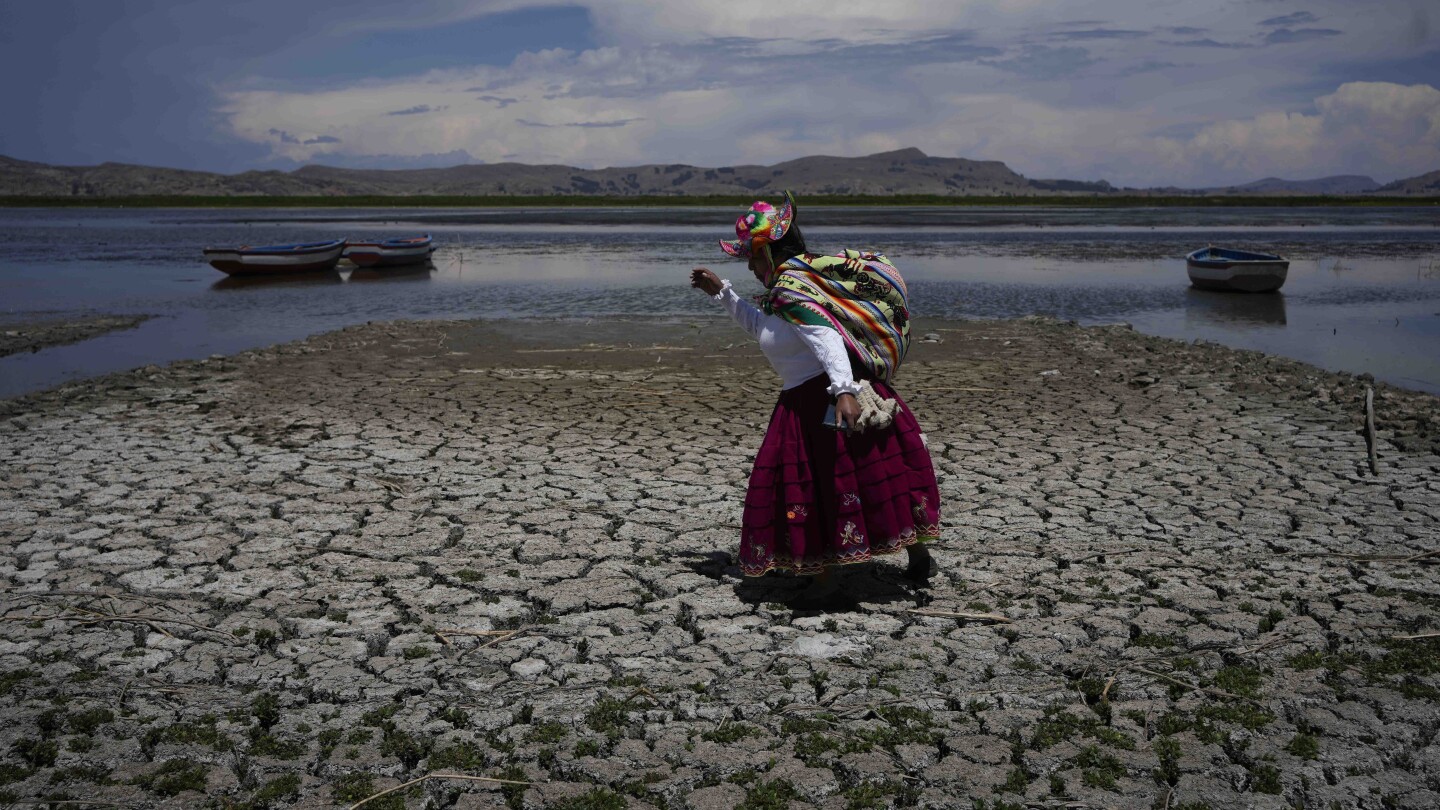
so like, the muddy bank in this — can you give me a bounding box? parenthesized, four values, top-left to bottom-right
(0, 316, 1437, 809)
(0, 313, 151, 357)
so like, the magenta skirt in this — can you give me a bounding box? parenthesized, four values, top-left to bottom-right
(739, 374, 941, 577)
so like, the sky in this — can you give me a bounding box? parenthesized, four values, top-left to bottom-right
(1, 0, 1437, 188)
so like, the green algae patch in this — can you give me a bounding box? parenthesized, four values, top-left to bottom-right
(429, 741, 487, 770)
(1032, 707, 1136, 751)
(739, 778, 802, 810)
(130, 758, 207, 796)
(551, 787, 629, 809)
(1074, 745, 1126, 791)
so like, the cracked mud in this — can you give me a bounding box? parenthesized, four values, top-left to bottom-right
(1, 316, 1437, 809)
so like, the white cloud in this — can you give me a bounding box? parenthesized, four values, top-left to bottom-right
(213, 1, 1440, 184)
(1149, 82, 1440, 184)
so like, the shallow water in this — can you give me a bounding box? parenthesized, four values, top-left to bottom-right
(1, 206, 1438, 397)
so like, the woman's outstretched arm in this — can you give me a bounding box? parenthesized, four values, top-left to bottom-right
(691, 267, 765, 339)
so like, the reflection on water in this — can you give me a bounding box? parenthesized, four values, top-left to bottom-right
(1183, 289, 1288, 328)
(346, 263, 435, 283)
(211, 272, 343, 291)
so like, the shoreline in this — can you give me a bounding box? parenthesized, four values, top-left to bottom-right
(4, 315, 1436, 456)
(1, 316, 1438, 808)
(0, 313, 151, 358)
(5, 194, 1440, 208)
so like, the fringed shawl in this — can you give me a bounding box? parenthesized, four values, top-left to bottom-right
(762, 249, 912, 382)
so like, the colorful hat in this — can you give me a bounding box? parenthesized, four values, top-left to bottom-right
(719, 190, 795, 259)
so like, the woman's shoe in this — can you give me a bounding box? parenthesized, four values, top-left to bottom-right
(904, 546, 936, 584)
(786, 573, 841, 610)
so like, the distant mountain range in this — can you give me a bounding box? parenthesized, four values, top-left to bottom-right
(1210, 175, 1381, 195)
(0, 148, 1435, 197)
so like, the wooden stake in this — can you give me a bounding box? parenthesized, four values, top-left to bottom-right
(1364, 385, 1378, 475)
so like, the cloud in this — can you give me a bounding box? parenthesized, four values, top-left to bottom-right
(1148, 82, 1440, 185)
(209, 2, 1439, 186)
(1264, 27, 1343, 45)
(1167, 38, 1252, 49)
(1049, 28, 1148, 41)
(386, 104, 449, 116)
(579, 1, 989, 45)
(1260, 11, 1319, 27)
(983, 46, 1097, 79)
(303, 149, 480, 169)
(517, 117, 643, 128)
(1406, 7, 1431, 48)
(1116, 59, 1179, 77)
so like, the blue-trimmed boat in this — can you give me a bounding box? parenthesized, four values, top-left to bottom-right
(342, 234, 435, 268)
(203, 239, 347, 276)
(1186, 246, 1289, 293)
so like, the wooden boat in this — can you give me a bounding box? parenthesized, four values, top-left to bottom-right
(342, 234, 435, 268)
(203, 239, 346, 276)
(1186, 246, 1289, 292)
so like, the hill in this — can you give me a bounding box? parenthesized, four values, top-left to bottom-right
(3, 151, 1436, 199)
(1375, 170, 1440, 196)
(0, 149, 1053, 197)
(1216, 175, 1380, 195)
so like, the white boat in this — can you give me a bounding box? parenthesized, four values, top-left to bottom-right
(202, 239, 347, 276)
(342, 234, 435, 268)
(1186, 246, 1289, 293)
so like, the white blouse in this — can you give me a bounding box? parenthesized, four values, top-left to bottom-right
(713, 280, 861, 397)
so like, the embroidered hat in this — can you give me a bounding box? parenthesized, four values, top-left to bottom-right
(718, 190, 795, 259)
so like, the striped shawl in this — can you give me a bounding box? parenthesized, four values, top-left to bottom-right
(762, 249, 912, 382)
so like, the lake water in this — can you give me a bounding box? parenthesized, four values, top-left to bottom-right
(1, 206, 1438, 397)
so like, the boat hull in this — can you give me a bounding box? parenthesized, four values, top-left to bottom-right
(203, 240, 346, 276)
(1186, 247, 1289, 293)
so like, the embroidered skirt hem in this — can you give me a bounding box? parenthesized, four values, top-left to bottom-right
(738, 373, 942, 578)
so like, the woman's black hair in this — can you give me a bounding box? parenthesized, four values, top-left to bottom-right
(769, 223, 809, 266)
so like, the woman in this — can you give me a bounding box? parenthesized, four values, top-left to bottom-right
(690, 191, 941, 606)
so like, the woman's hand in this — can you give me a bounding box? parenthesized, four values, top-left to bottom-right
(690, 267, 723, 296)
(835, 393, 860, 431)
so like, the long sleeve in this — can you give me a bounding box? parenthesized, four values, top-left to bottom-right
(712, 280, 766, 340)
(794, 322, 861, 397)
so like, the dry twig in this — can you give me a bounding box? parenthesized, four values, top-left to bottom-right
(1283, 550, 1438, 564)
(1230, 632, 1305, 656)
(1072, 547, 1147, 564)
(434, 628, 516, 647)
(1128, 666, 1259, 703)
(475, 625, 527, 648)
(4, 795, 137, 801)
(347, 772, 531, 810)
(911, 386, 1003, 393)
(907, 608, 1012, 624)
(1099, 672, 1119, 703)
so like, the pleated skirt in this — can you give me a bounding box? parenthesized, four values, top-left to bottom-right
(739, 373, 941, 577)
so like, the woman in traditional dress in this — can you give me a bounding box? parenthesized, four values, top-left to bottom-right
(690, 191, 941, 606)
